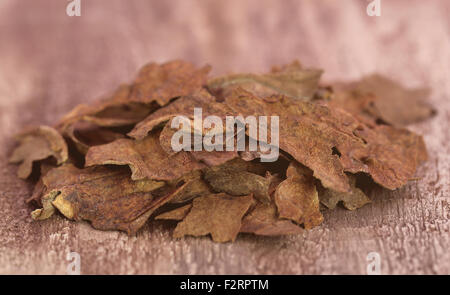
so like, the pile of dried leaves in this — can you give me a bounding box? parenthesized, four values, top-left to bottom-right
(10, 60, 434, 243)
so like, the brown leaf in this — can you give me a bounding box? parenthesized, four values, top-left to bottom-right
(173, 193, 253, 242)
(240, 199, 303, 236)
(168, 170, 212, 204)
(129, 89, 232, 140)
(31, 164, 171, 234)
(207, 60, 322, 100)
(85, 130, 206, 181)
(57, 85, 156, 130)
(9, 126, 68, 179)
(57, 60, 210, 145)
(155, 204, 192, 221)
(26, 162, 55, 204)
(225, 89, 427, 191)
(353, 124, 427, 189)
(274, 162, 323, 229)
(126, 60, 211, 106)
(318, 175, 371, 210)
(191, 149, 239, 166)
(331, 74, 435, 126)
(64, 121, 126, 154)
(60, 60, 210, 128)
(203, 158, 272, 202)
(157, 119, 239, 163)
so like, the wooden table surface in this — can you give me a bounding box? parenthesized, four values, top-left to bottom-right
(0, 0, 448, 274)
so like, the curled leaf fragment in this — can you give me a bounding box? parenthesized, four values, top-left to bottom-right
(240, 199, 303, 236)
(127, 60, 211, 106)
(155, 204, 192, 221)
(331, 74, 435, 126)
(274, 163, 323, 229)
(9, 126, 68, 179)
(168, 170, 212, 204)
(173, 193, 253, 242)
(318, 175, 371, 210)
(85, 131, 206, 181)
(129, 89, 231, 140)
(204, 158, 272, 202)
(208, 60, 322, 100)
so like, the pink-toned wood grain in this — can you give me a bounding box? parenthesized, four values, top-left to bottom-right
(0, 0, 448, 274)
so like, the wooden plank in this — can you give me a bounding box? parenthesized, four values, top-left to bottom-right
(0, 0, 448, 274)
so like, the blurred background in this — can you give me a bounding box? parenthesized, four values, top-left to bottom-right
(0, 0, 449, 274)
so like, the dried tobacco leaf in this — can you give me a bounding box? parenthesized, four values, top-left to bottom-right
(225, 88, 427, 192)
(318, 174, 370, 210)
(83, 102, 155, 128)
(129, 89, 232, 140)
(60, 61, 210, 126)
(26, 162, 55, 204)
(191, 149, 238, 166)
(85, 130, 206, 181)
(64, 121, 125, 154)
(207, 60, 322, 101)
(173, 193, 253, 242)
(331, 74, 435, 126)
(240, 199, 303, 236)
(353, 124, 427, 189)
(155, 204, 192, 221)
(168, 170, 212, 204)
(9, 126, 68, 179)
(57, 60, 210, 152)
(57, 85, 156, 131)
(31, 164, 172, 234)
(274, 162, 323, 229)
(158, 121, 181, 155)
(127, 60, 211, 106)
(204, 158, 272, 202)
(157, 118, 239, 163)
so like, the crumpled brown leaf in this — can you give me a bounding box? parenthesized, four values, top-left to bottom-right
(331, 74, 435, 126)
(9, 126, 68, 179)
(60, 61, 209, 125)
(63, 121, 126, 154)
(203, 158, 272, 202)
(274, 162, 323, 229)
(127, 60, 211, 106)
(85, 130, 206, 181)
(167, 170, 212, 204)
(57, 61, 210, 154)
(30, 164, 173, 234)
(240, 198, 303, 236)
(26, 162, 55, 204)
(207, 60, 322, 101)
(155, 204, 192, 221)
(173, 193, 253, 242)
(85, 128, 237, 182)
(225, 88, 427, 192)
(157, 117, 239, 162)
(129, 89, 232, 140)
(318, 174, 371, 210)
(57, 85, 156, 135)
(354, 124, 427, 189)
